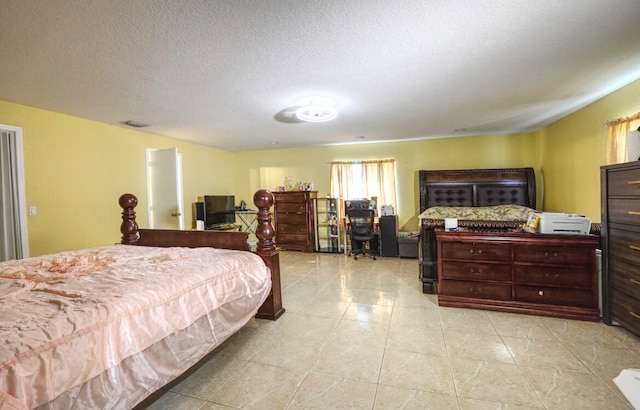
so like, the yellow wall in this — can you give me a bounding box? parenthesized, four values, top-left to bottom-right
(0, 100, 234, 256)
(540, 77, 640, 221)
(2, 76, 639, 256)
(232, 133, 540, 232)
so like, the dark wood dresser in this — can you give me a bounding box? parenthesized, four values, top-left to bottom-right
(273, 191, 317, 252)
(601, 161, 640, 336)
(436, 231, 600, 321)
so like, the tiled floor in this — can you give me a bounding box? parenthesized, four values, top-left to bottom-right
(140, 251, 640, 409)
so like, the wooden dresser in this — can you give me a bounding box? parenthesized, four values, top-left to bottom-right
(273, 191, 317, 252)
(601, 161, 640, 336)
(436, 231, 600, 321)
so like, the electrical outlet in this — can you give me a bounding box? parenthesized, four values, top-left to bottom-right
(29, 206, 37, 216)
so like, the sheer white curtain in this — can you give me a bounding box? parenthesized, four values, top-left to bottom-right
(1, 126, 29, 261)
(606, 112, 640, 164)
(330, 159, 397, 213)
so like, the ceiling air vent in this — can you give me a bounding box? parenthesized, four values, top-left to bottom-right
(121, 120, 149, 128)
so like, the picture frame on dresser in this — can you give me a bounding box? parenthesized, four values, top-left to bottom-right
(601, 161, 640, 337)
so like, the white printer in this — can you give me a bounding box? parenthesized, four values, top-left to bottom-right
(535, 212, 591, 235)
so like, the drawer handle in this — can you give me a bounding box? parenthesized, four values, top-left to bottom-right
(627, 180, 640, 185)
(469, 287, 482, 295)
(629, 211, 640, 216)
(469, 249, 483, 255)
(469, 268, 483, 275)
(631, 278, 640, 286)
(538, 290, 544, 296)
(631, 312, 640, 320)
(544, 252, 558, 258)
(630, 245, 640, 252)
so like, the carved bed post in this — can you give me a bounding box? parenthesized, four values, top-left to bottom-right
(119, 193, 139, 245)
(253, 189, 285, 320)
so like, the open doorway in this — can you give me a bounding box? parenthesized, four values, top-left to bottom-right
(145, 147, 184, 230)
(1, 124, 29, 261)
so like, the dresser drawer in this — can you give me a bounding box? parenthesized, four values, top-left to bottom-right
(609, 228, 640, 265)
(609, 289, 640, 337)
(440, 280, 511, 300)
(515, 285, 595, 307)
(607, 167, 640, 196)
(514, 245, 592, 266)
(440, 242, 510, 262)
(441, 261, 511, 281)
(274, 192, 311, 202)
(609, 257, 640, 300)
(276, 213, 308, 225)
(277, 234, 309, 244)
(514, 266, 593, 287)
(607, 199, 640, 225)
(276, 223, 308, 234)
(276, 202, 308, 213)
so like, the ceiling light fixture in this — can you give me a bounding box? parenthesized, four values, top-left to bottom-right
(295, 104, 337, 122)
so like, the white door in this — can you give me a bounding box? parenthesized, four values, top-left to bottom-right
(146, 148, 184, 230)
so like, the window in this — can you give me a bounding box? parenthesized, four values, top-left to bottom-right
(330, 159, 397, 214)
(606, 112, 640, 164)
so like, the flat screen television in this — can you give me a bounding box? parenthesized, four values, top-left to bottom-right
(201, 195, 235, 229)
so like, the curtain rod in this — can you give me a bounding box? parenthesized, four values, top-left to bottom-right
(329, 159, 395, 165)
(604, 111, 640, 127)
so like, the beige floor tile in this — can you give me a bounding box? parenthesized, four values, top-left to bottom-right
(278, 313, 341, 342)
(313, 338, 385, 382)
(208, 362, 306, 409)
(350, 288, 397, 306)
(521, 365, 632, 409)
(142, 391, 210, 410)
(565, 341, 640, 375)
(288, 372, 377, 409)
(486, 311, 559, 340)
(380, 348, 455, 394)
(387, 323, 448, 357)
(457, 397, 543, 409)
(170, 353, 248, 399)
(297, 298, 351, 319)
(331, 316, 390, 348)
(439, 307, 498, 335)
(444, 330, 515, 364)
(450, 358, 543, 407)
(539, 317, 626, 347)
(342, 302, 393, 324)
(502, 336, 588, 372)
(390, 305, 442, 330)
(250, 333, 326, 372)
(213, 327, 268, 361)
(374, 384, 458, 409)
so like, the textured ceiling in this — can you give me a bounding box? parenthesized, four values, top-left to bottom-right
(2, 0, 640, 152)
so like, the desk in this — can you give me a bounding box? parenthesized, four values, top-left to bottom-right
(235, 210, 258, 234)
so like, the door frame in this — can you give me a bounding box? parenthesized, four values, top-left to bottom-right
(1, 124, 29, 260)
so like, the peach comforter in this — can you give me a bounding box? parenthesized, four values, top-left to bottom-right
(0, 245, 271, 409)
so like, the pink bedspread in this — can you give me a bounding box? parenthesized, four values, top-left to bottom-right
(0, 245, 271, 409)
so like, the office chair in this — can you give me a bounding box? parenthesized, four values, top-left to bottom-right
(347, 208, 376, 260)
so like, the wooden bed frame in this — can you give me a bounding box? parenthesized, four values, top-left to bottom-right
(418, 168, 537, 293)
(119, 189, 284, 320)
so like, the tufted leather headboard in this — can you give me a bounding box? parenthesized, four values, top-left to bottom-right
(419, 168, 536, 212)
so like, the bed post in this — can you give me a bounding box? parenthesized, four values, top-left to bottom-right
(253, 189, 285, 320)
(119, 193, 139, 245)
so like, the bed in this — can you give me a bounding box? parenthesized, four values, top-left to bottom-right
(418, 168, 537, 293)
(0, 190, 283, 410)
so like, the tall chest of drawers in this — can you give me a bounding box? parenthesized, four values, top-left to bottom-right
(601, 161, 640, 336)
(273, 191, 317, 253)
(436, 231, 600, 321)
